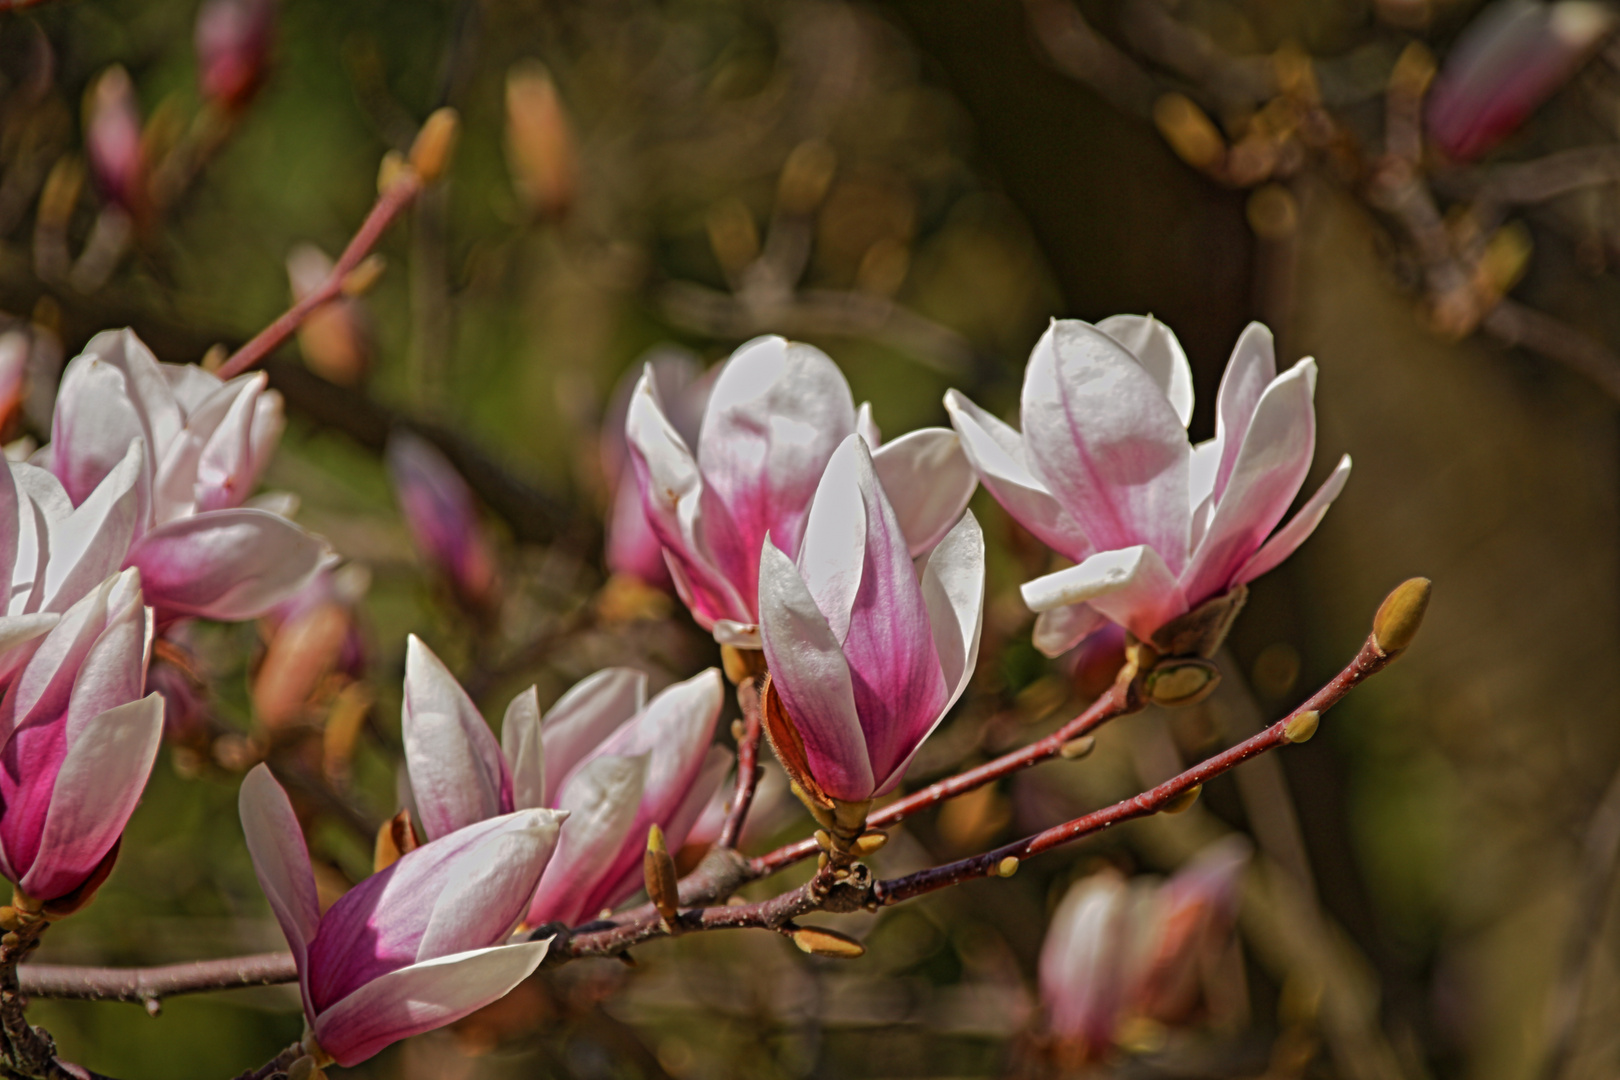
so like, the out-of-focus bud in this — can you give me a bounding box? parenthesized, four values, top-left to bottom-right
(409, 108, 460, 184)
(386, 432, 499, 616)
(149, 639, 211, 745)
(287, 244, 372, 386)
(1372, 576, 1431, 657)
(0, 331, 31, 440)
(777, 141, 837, 215)
(84, 66, 145, 216)
(253, 564, 369, 731)
(195, 0, 275, 113)
(505, 62, 577, 219)
(1153, 94, 1225, 172)
(1426, 0, 1618, 162)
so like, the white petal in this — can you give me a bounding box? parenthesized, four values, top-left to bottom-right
(529, 754, 648, 926)
(402, 635, 507, 840)
(1096, 314, 1195, 428)
(42, 440, 146, 613)
(919, 510, 985, 712)
(1020, 545, 1188, 641)
(501, 686, 545, 811)
(871, 427, 978, 556)
(1234, 454, 1352, 585)
(1031, 603, 1107, 659)
(540, 667, 646, 805)
(1211, 322, 1277, 504)
(792, 437, 868, 643)
(239, 763, 320, 1012)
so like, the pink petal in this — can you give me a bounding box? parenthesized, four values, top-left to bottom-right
(1095, 315, 1195, 428)
(402, 635, 511, 840)
(1021, 321, 1192, 572)
(1181, 359, 1317, 605)
(757, 538, 872, 803)
(870, 427, 978, 556)
(21, 693, 162, 901)
(126, 508, 332, 621)
(500, 687, 545, 812)
(194, 374, 268, 513)
(309, 810, 562, 1010)
(1211, 322, 1276, 506)
(694, 336, 857, 603)
(1039, 871, 1132, 1045)
(42, 441, 146, 613)
(1021, 545, 1188, 642)
(1031, 603, 1107, 659)
(539, 667, 645, 805)
(313, 942, 549, 1067)
(943, 390, 1091, 562)
(526, 754, 646, 927)
(605, 467, 673, 586)
(1234, 454, 1351, 585)
(238, 764, 321, 1020)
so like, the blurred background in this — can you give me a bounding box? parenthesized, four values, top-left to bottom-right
(3, 0, 1620, 1077)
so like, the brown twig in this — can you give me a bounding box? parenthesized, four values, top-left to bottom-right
(18, 953, 297, 1005)
(716, 675, 765, 850)
(1, 921, 120, 1080)
(874, 631, 1392, 904)
(216, 171, 424, 381)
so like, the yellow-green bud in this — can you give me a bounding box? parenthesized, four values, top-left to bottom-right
(1373, 577, 1431, 657)
(792, 925, 865, 958)
(1284, 710, 1320, 744)
(1162, 784, 1202, 815)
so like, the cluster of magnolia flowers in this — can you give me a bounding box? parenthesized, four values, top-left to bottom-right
(0, 312, 1349, 1069)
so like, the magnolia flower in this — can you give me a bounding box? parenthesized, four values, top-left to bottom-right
(0, 568, 163, 907)
(1426, 0, 1616, 162)
(400, 636, 730, 928)
(758, 435, 984, 820)
(946, 318, 1350, 658)
(386, 432, 497, 613)
(240, 765, 561, 1067)
(46, 329, 330, 621)
(1038, 840, 1248, 1062)
(601, 348, 709, 588)
(627, 335, 977, 648)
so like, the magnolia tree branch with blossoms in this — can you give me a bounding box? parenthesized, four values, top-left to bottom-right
(0, 115, 1433, 1080)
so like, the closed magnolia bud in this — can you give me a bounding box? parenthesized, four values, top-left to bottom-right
(1283, 709, 1320, 744)
(1145, 658, 1221, 708)
(85, 65, 144, 214)
(792, 925, 865, 958)
(1059, 735, 1096, 760)
(1372, 577, 1431, 657)
(373, 809, 420, 874)
(409, 108, 460, 184)
(1161, 784, 1202, 815)
(195, 0, 275, 112)
(505, 62, 577, 219)
(1153, 93, 1225, 171)
(644, 824, 681, 925)
(996, 856, 1020, 878)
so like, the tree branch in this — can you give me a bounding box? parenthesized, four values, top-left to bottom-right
(18, 953, 297, 1006)
(715, 674, 765, 850)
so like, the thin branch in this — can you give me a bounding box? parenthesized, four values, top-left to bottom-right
(874, 632, 1391, 904)
(1482, 300, 1620, 402)
(18, 953, 297, 1005)
(748, 663, 1143, 880)
(716, 674, 765, 850)
(2, 922, 122, 1080)
(216, 171, 424, 381)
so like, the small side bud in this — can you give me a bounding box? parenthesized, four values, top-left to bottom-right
(1161, 784, 1202, 815)
(377, 150, 408, 195)
(852, 831, 888, 857)
(720, 643, 767, 685)
(792, 925, 866, 958)
(0, 908, 17, 931)
(1153, 93, 1226, 171)
(409, 108, 460, 184)
(996, 856, 1020, 878)
(644, 824, 680, 925)
(813, 828, 833, 852)
(341, 254, 387, 297)
(1146, 658, 1222, 708)
(286, 1056, 321, 1080)
(1059, 735, 1096, 760)
(1373, 577, 1431, 657)
(1284, 710, 1320, 744)
(373, 809, 421, 873)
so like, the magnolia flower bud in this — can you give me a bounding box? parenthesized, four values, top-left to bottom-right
(505, 62, 577, 219)
(1373, 577, 1431, 657)
(195, 0, 275, 112)
(644, 825, 680, 925)
(386, 432, 498, 615)
(287, 244, 373, 386)
(84, 66, 144, 215)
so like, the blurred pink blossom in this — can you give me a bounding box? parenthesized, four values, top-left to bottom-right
(1426, 0, 1616, 162)
(195, 0, 275, 112)
(239, 763, 562, 1066)
(85, 66, 143, 215)
(758, 435, 984, 806)
(947, 318, 1349, 657)
(626, 334, 977, 648)
(399, 636, 730, 928)
(386, 431, 498, 614)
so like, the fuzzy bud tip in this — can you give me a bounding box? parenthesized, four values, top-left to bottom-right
(1284, 710, 1320, 744)
(792, 925, 866, 958)
(409, 108, 461, 184)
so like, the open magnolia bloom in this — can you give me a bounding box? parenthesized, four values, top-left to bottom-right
(758, 435, 984, 842)
(626, 334, 977, 649)
(1038, 839, 1249, 1064)
(946, 317, 1351, 659)
(400, 636, 731, 928)
(0, 568, 163, 908)
(44, 328, 331, 621)
(240, 765, 563, 1067)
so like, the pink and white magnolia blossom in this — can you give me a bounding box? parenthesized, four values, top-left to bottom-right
(0, 567, 164, 904)
(626, 335, 977, 648)
(1038, 840, 1249, 1062)
(758, 434, 984, 807)
(399, 636, 731, 928)
(386, 432, 498, 612)
(45, 328, 331, 622)
(601, 347, 710, 588)
(240, 764, 563, 1067)
(946, 318, 1351, 658)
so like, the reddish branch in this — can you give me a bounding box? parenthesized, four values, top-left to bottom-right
(18, 953, 296, 1005)
(716, 675, 766, 850)
(215, 170, 423, 381)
